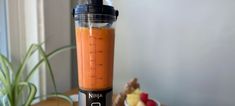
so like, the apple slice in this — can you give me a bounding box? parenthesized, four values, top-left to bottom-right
(140, 92, 149, 104)
(146, 99, 157, 106)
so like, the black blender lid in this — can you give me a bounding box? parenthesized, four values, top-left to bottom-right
(73, 0, 118, 19)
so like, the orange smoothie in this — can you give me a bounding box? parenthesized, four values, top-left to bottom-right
(76, 27, 115, 91)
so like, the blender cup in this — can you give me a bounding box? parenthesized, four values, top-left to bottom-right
(73, 0, 118, 105)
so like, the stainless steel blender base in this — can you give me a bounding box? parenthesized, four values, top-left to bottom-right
(78, 89, 112, 106)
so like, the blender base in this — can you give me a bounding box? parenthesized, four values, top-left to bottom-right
(78, 89, 112, 106)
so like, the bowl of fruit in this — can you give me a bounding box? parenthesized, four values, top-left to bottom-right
(114, 78, 160, 106)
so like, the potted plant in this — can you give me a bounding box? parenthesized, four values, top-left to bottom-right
(0, 43, 75, 106)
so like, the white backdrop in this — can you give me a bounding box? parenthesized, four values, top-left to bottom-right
(44, 0, 72, 93)
(113, 0, 235, 106)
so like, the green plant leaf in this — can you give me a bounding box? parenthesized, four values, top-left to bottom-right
(0, 54, 14, 102)
(0, 88, 6, 95)
(0, 55, 9, 81)
(15, 44, 38, 85)
(34, 93, 73, 106)
(0, 70, 8, 93)
(13, 44, 41, 106)
(37, 45, 58, 93)
(25, 45, 75, 82)
(17, 82, 37, 106)
(24, 45, 74, 103)
(14, 42, 45, 85)
(0, 54, 13, 83)
(0, 54, 13, 73)
(0, 68, 7, 83)
(0, 66, 13, 103)
(47, 45, 76, 58)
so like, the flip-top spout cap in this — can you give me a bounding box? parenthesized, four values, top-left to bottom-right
(73, 0, 118, 23)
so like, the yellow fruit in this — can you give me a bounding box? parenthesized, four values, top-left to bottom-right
(127, 94, 140, 106)
(133, 88, 142, 95)
(137, 101, 146, 106)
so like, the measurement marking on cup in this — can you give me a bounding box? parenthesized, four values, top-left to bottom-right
(97, 51, 103, 53)
(97, 64, 103, 66)
(97, 77, 104, 80)
(98, 37, 103, 40)
(89, 34, 98, 87)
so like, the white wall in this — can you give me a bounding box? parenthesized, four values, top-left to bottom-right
(113, 0, 235, 106)
(44, 0, 72, 93)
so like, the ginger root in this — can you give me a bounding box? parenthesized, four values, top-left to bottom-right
(113, 78, 140, 106)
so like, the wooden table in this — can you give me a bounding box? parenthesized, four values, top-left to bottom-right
(33, 88, 166, 106)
